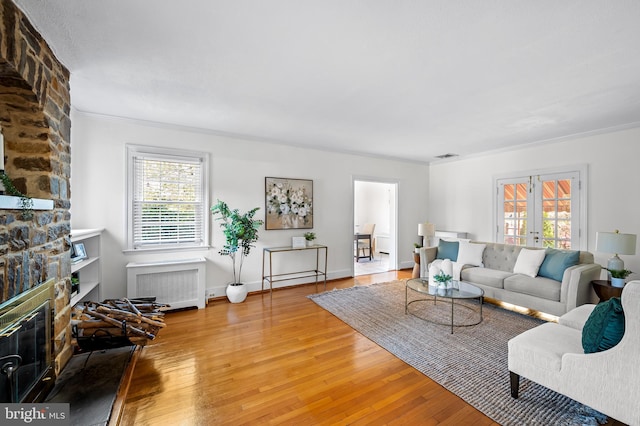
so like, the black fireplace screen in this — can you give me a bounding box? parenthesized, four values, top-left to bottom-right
(0, 280, 54, 403)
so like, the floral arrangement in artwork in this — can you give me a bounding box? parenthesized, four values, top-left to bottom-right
(265, 178, 313, 229)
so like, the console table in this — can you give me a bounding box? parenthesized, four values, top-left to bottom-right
(262, 245, 328, 295)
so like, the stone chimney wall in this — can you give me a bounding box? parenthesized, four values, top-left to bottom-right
(0, 0, 73, 374)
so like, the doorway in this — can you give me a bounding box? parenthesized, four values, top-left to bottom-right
(353, 179, 398, 276)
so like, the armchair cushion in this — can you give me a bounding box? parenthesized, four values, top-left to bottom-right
(581, 297, 625, 353)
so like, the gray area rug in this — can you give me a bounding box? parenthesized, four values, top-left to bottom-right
(308, 281, 606, 426)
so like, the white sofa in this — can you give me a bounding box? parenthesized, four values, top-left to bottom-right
(420, 241, 602, 317)
(508, 280, 639, 425)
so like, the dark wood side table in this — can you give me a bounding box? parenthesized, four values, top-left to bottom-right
(591, 280, 624, 302)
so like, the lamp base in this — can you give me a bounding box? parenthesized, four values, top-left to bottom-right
(607, 254, 624, 272)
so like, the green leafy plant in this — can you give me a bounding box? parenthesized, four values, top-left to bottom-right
(608, 269, 632, 279)
(0, 173, 34, 220)
(304, 232, 316, 242)
(414, 243, 421, 248)
(211, 199, 263, 285)
(433, 271, 452, 283)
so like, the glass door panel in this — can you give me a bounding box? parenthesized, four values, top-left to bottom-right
(498, 172, 580, 248)
(535, 175, 577, 249)
(498, 179, 531, 246)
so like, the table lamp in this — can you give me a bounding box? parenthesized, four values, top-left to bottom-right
(595, 230, 637, 271)
(418, 222, 435, 247)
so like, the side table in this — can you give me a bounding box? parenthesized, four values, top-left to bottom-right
(412, 252, 420, 279)
(591, 279, 623, 302)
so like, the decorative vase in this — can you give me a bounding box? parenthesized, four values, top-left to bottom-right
(306, 240, 314, 247)
(437, 281, 451, 291)
(611, 278, 625, 288)
(226, 283, 248, 303)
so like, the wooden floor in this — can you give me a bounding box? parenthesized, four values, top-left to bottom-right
(118, 271, 618, 425)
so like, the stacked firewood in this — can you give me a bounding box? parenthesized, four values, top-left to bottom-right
(72, 298, 169, 346)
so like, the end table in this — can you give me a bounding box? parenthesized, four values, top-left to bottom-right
(591, 279, 623, 302)
(412, 252, 420, 279)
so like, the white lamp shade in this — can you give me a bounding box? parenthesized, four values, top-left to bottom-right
(596, 231, 637, 255)
(418, 222, 435, 237)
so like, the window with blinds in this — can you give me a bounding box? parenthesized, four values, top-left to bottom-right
(127, 145, 208, 250)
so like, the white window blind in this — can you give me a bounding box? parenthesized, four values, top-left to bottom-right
(128, 146, 207, 250)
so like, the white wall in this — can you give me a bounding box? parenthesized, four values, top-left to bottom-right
(70, 112, 430, 299)
(429, 127, 640, 279)
(354, 181, 393, 237)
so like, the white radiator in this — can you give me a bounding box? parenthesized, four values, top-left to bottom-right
(126, 257, 206, 309)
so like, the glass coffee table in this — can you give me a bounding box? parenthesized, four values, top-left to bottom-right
(405, 278, 484, 334)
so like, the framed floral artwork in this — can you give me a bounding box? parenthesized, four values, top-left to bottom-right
(265, 177, 313, 230)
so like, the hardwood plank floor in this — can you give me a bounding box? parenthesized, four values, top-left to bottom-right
(118, 271, 617, 425)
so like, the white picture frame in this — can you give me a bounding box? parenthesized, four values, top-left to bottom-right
(292, 237, 306, 248)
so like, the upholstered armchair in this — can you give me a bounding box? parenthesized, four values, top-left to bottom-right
(508, 280, 640, 425)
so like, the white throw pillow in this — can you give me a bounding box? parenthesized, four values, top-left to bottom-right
(513, 248, 546, 277)
(456, 241, 486, 267)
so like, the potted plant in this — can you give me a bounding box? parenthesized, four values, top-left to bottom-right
(608, 268, 632, 288)
(433, 270, 453, 291)
(304, 232, 316, 247)
(414, 243, 421, 254)
(211, 199, 263, 303)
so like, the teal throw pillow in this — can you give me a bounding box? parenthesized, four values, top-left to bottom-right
(538, 248, 580, 282)
(582, 297, 625, 354)
(436, 240, 459, 261)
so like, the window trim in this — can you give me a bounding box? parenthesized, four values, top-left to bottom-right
(125, 144, 210, 252)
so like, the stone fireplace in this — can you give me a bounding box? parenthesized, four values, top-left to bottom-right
(0, 0, 73, 401)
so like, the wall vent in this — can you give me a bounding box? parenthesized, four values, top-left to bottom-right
(434, 153, 459, 159)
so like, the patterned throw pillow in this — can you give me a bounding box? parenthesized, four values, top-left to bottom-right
(582, 297, 625, 353)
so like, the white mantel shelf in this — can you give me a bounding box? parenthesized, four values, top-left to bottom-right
(0, 195, 54, 210)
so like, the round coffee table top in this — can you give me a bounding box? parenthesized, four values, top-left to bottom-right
(406, 278, 484, 299)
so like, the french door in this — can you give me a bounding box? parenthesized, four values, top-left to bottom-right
(497, 171, 581, 249)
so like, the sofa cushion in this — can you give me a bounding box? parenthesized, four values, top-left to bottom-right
(538, 248, 580, 282)
(461, 267, 512, 289)
(513, 248, 546, 277)
(504, 274, 562, 301)
(436, 240, 459, 261)
(559, 304, 597, 331)
(480, 242, 522, 272)
(456, 241, 486, 267)
(582, 297, 625, 353)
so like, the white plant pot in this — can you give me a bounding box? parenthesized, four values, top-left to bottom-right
(226, 283, 248, 303)
(611, 277, 625, 288)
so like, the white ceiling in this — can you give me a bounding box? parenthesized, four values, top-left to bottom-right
(13, 0, 640, 163)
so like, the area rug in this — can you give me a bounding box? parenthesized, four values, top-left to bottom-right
(308, 281, 606, 426)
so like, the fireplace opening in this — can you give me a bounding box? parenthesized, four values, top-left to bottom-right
(0, 279, 55, 403)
